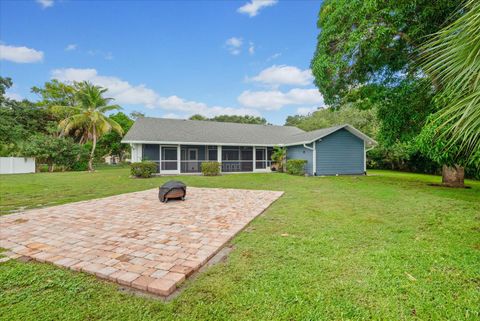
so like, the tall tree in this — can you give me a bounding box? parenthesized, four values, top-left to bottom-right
(0, 77, 55, 156)
(310, 0, 464, 178)
(311, 0, 460, 106)
(57, 82, 123, 171)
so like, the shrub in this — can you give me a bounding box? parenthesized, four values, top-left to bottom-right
(286, 159, 307, 176)
(271, 146, 286, 172)
(71, 160, 89, 172)
(130, 161, 157, 178)
(201, 161, 221, 176)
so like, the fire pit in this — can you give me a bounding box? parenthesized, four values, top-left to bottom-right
(159, 180, 186, 203)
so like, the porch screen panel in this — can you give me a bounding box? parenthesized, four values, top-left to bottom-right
(207, 146, 217, 161)
(161, 146, 178, 170)
(142, 144, 160, 172)
(221, 146, 253, 172)
(240, 147, 253, 171)
(255, 148, 266, 169)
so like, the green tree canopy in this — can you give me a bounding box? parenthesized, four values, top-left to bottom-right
(311, 0, 459, 106)
(0, 77, 56, 156)
(285, 106, 378, 139)
(188, 114, 267, 125)
(97, 112, 134, 161)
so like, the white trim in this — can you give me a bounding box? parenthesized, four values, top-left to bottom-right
(217, 145, 222, 171)
(303, 142, 316, 175)
(123, 140, 280, 147)
(159, 145, 180, 175)
(177, 144, 181, 173)
(253, 146, 256, 171)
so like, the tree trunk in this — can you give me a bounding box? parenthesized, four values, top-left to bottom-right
(442, 165, 464, 187)
(88, 127, 97, 172)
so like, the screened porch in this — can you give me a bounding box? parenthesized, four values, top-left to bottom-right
(141, 144, 273, 174)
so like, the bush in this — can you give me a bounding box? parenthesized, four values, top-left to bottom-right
(130, 161, 157, 178)
(201, 161, 221, 176)
(286, 159, 307, 176)
(71, 160, 89, 171)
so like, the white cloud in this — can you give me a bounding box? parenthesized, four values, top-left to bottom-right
(248, 42, 255, 55)
(157, 95, 260, 117)
(225, 37, 243, 55)
(248, 65, 313, 87)
(5, 91, 23, 101)
(65, 44, 77, 51)
(52, 68, 159, 107)
(238, 88, 324, 110)
(51, 68, 260, 118)
(36, 0, 54, 8)
(0, 44, 44, 63)
(266, 52, 281, 61)
(87, 49, 114, 60)
(297, 106, 319, 115)
(238, 0, 278, 17)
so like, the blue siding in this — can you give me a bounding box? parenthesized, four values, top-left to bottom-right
(315, 129, 364, 175)
(286, 144, 313, 175)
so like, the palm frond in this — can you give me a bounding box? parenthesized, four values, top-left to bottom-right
(98, 104, 122, 113)
(106, 117, 124, 135)
(420, 0, 480, 158)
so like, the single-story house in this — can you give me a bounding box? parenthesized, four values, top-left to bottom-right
(121, 117, 376, 176)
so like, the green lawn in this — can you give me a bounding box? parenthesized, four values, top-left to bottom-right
(0, 168, 479, 320)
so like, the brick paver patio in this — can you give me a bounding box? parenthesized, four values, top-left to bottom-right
(0, 187, 283, 296)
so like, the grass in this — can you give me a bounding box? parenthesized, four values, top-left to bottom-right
(0, 168, 479, 320)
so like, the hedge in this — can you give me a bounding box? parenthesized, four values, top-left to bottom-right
(130, 161, 157, 178)
(201, 161, 221, 176)
(286, 159, 307, 176)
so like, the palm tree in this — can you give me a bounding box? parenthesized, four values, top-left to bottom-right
(58, 82, 123, 171)
(420, 0, 480, 161)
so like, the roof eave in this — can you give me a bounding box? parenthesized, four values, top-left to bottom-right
(121, 140, 284, 147)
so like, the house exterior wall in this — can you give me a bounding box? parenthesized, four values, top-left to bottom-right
(286, 145, 313, 175)
(315, 128, 364, 175)
(130, 144, 142, 162)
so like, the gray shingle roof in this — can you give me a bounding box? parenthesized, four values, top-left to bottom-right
(122, 117, 305, 146)
(121, 117, 376, 146)
(282, 125, 346, 144)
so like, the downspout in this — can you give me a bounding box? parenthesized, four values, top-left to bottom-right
(303, 142, 316, 176)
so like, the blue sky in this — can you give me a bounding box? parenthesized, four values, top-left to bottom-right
(0, 0, 323, 125)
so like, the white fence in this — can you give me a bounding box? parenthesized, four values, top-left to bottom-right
(0, 157, 36, 174)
